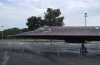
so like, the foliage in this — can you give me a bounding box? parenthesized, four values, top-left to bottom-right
(26, 16, 43, 31)
(21, 28, 29, 32)
(26, 8, 64, 31)
(44, 8, 64, 26)
(0, 28, 29, 39)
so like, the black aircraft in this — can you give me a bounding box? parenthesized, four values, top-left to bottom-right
(13, 26, 100, 43)
(13, 26, 100, 54)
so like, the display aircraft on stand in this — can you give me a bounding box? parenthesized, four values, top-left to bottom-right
(13, 26, 100, 55)
(13, 26, 100, 43)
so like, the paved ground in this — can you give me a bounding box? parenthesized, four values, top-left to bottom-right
(0, 49, 100, 65)
(0, 50, 4, 64)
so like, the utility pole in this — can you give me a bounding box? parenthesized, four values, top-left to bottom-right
(84, 13, 87, 27)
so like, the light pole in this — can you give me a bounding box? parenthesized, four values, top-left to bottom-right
(84, 13, 87, 27)
(1, 26, 3, 42)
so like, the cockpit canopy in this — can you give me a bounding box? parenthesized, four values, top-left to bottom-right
(37, 27, 46, 30)
(36, 26, 51, 31)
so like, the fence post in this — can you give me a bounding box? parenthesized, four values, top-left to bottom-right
(38, 43, 41, 54)
(57, 43, 60, 56)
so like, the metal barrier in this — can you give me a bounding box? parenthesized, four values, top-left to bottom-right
(0, 41, 100, 56)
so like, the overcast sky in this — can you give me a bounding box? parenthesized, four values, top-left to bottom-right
(0, 0, 100, 31)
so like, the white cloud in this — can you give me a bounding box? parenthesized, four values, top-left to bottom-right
(35, 8, 45, 14)
(87, 15, 100, 26)
(67, 1, 88, 11)
(32, 0, 44, 2)
(0, 2, 3, 6)
(8, 0, 17, 2)
(87, 0, 100, 7)
(0, 2, 5, 8)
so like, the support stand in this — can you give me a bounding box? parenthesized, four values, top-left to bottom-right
(79, 43, 88, 58)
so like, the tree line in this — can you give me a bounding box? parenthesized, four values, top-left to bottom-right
(0, 28, 28, 39)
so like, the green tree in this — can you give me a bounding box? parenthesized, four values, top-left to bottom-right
(26, 16, 43, 31)
(26, 8, 64, 31)
(44, 8, 64, 26)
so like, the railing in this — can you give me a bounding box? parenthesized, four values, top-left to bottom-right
(0, 41, 100, 56)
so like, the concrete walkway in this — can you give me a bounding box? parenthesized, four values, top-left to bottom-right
(1, 50, 99, 65)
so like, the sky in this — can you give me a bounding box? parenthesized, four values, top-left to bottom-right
(0, 0, 100, 31)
